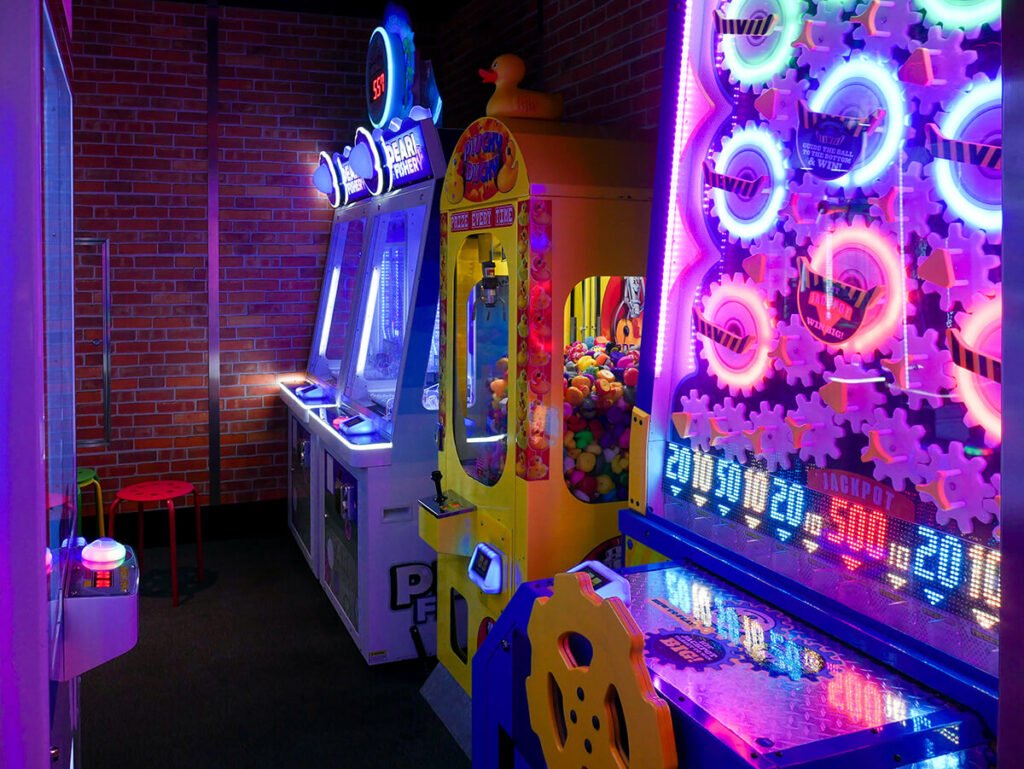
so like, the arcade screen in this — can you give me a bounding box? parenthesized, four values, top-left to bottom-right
(658, 0, 1001, 676)
(309, 217, 368, 392)
(343, 206, 427, 435)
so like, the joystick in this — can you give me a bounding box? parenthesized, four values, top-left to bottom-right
(431, 470, 446, 504)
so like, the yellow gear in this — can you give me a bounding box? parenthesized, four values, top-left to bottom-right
(525, 572, 678, 769)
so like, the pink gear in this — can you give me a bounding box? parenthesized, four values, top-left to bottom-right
(916, 442, 995, 535)
(788, 392, 844, 467)
(822, 358, 887, 432)
(793, 4, 851, 79)
(869, 160, 940, 240)
(851, 0, 923, 58)
(882, 326, 955, 409)
(697, 274, 777, 397)
(678, 389, 713, 452)
(758, 70, 810, 143)
(922, 223, 998, 313)
(903, 25, 978, 118)
(745, 402, 794, 471)
(744, 231, 797, 299)
(710, 397, 752, 465)
(859, 407, 928, 491)
(983, 473, 1000, 529)
(772, 316, 826, 387)
(952, 294, 1002, 447)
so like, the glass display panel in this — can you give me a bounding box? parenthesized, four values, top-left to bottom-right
(422, 304, 441, 411)
(308, 217, 367, 391)
(562, 276, 644, 504)
(654, 3, 1001, 677)
(343, 205, 426, 435)
(453, 233, 509, 486)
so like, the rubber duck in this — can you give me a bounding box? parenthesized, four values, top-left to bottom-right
(496, 141, 518, 193)
(479, 54, 564, 120)
(444, 154, 465, 204)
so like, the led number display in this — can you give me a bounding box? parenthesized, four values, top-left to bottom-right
(663, 442, 1000, 627)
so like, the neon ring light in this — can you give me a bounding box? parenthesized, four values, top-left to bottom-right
(914, 0, 1001, 28)
(698, 275, 774, 395)
(314, 151, 342, 208)
(366, 27, 405, 129)
(353, 126, 385, 197)
(808, 224, 903, 357)
(953, 292, 1001, 445)
(809, 57, 907, 190)
(711, 125, 788, 242)
(931, 76, 1002, 235)
(720, 0, 803, 87)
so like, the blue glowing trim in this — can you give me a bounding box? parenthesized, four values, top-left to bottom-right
(711, 125, 788, 241)
(319, 150, 342, 208)
(432, 95, 443, 125)
(915, 0, 1000, 28)
(809, 57, 907, 189)
(931, 76, 1002, 234)
(369, 27, 401, 129)
(720, 0, 803, 85)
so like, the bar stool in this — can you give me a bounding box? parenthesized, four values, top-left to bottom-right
(76, 467, 106, 538)
(109, 480, 203, 607)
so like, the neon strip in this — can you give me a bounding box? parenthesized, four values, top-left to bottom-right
(355, 127, 385, 196)
(655, 0, 696, 377)
(369, 27, 400, 129)
(319, 150, 341, 208)
(356, 267, 380, 377)
(915, 0, 1000, 27)
(318, 266, 341, 357)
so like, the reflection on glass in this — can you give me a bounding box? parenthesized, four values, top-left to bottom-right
(562, 276, 644, 504)
(309, 218, 367, 391)
(454, 234, 509, 486)
(422, 305, 441, 411)
(343, 206, 426, 436)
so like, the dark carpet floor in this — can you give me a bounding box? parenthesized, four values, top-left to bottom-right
(81, 529, 470, 769)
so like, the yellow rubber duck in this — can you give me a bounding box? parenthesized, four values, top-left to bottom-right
(479, 54, 564, 120)
(496, 141, 518, 192)
(444, 154, 465, 204)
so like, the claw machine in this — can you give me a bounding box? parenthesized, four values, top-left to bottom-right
(279, 8, 450, 664)
(419, 111, 654, 694)
(474, 1, 1011, 767)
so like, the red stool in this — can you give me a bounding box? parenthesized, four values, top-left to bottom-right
(108, 480, 203, 607)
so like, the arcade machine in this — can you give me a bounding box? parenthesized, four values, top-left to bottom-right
(474, 1, 1005, 767)
(419, 59, 655, 696)
(278, 8, 448, 664)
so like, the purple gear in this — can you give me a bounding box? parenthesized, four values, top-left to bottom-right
(852, 0, 924, 58)
(923, 223, 996, 313)
(917, 442, 995, 534)
(794, 4, 851, 79)
(784, 173, 841, 245)
(860, 407, 928, 491)
(953, 298, 1002, 447)
(760, 69, 810, 143)
(869, 159, 941, 241)
(983, 473, 1000, 528)
(904, 25, 977, 118)
(789, 392, 844, 467)
(711, 397, 752, 465)
(884, 327, 955, 409)
(679, 389, 713, 452)
(746, 231, 797, 299)
(824, 358, 887, 432)
(746, 402, 794, 471)
(773, 316, 826, 387)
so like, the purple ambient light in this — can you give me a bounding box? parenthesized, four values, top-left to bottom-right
(81, 538, 127, 571)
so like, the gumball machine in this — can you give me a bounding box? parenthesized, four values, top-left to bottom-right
(418, 112, 654, 694)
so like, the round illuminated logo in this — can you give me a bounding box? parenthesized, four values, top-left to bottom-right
(366, 27, 404, 129)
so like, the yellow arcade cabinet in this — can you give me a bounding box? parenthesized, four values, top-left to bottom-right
(419, 115, 654, 692)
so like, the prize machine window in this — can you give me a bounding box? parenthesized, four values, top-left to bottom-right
(343, 207, 426, 436)
(659, 8, 1002, 676)
(453, 233, 510, 487)
(422, 305, 441, 411)
(563, 276, 644, 503)
(309, 218, 368, 391)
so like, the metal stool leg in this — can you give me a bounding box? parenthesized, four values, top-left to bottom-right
(168, 499, 179, 607)
(92, 479, 106, 538)
(193, 490, 203, 584)
(108, 498, 122, 539)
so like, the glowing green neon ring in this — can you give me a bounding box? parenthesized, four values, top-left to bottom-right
(914, 0, 1000, 28)
(720, 0, 803, 86)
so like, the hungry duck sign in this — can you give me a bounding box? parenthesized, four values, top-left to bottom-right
(444, 118, 520, 205)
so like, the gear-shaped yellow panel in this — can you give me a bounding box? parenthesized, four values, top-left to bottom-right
(525, 572, 677, 769)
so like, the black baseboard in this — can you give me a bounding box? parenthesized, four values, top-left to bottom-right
(88, 497, 288, 548)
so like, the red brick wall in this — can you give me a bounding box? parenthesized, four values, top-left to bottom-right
(72, 0, 664, 513)
(73, 0, 374, 509)
(421, 0, 667, 131)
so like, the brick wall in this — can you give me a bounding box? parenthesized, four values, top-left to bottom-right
(73, 0, 374, 510)
(421, 0, 668, 131)
(72, 0, 664, 514)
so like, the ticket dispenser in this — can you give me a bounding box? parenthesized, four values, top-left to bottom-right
(53, 538, 139, 681)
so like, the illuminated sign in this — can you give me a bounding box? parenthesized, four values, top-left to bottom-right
(366, 26, 403, 129)
(663, 442, 1000, 625)
(449, 204, 516, 233)
(382, 122, 433, 189)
